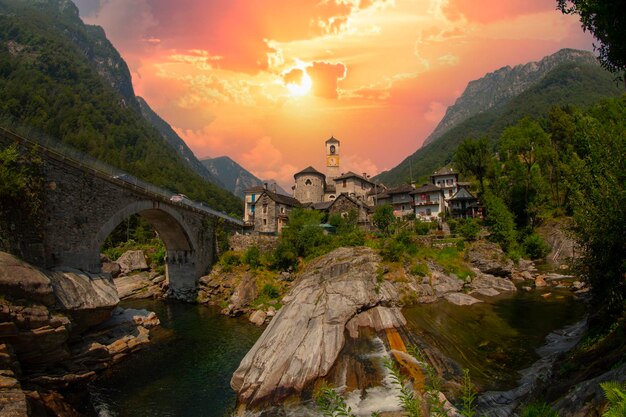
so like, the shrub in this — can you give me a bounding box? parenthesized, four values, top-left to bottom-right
(272, 241, 298, 271)
(519, 403, 559, 417)
(448, 218, 459, 234)
(483, 193, 517, 251)
(410, 262, 429, 277)
(522, 233, 550, 260)
(458, 218, 480, 241)
(414, 219, 431, 235)
(380, 238, 405, 262)
(242, 246, 261, 269)
(261, 283, 280, 299)
(219, 251, 241, 271)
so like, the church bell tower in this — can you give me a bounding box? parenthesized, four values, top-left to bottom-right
(325, 136, 340, 181)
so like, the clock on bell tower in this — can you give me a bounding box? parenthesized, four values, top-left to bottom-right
(325, 136, 340, 181)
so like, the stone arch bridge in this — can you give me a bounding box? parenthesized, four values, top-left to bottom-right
(1, 128, 242, 300)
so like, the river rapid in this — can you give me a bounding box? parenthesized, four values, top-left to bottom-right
(87, 288, 585, 417)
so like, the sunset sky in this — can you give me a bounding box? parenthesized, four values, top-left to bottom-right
(74, 0, 594, 189)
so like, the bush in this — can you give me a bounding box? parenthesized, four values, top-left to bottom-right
(219, 251, 241, 271)
(261, 283, 280, 299)
(447, 218, 459, 234)
(410, 262, 429, 277)
(519, 403, 559, 417)
(380, 238, 405, 262)
(272, 241, 298, 271)
(414, 219, 431, 235)
(458, 218, 480, 241)
(242, 246, 261, 269)
(522, 233, 550, 260)
(483, 193, 517, 251)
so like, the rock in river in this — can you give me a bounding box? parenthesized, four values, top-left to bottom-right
(230, 246, 402, 407)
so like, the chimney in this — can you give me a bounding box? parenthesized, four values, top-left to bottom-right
(271, 183, 276, 193)
(263, 182, 268, 190)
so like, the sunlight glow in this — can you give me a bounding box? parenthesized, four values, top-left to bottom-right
(286, 70, 313, 97)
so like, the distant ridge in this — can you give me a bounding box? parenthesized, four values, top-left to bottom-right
(373, 48, 622, 187)
(201, 156, 289, 198)
(421, 49, 598, 148)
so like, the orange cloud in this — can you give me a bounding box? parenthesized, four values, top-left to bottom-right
(307, 61, 347, 99)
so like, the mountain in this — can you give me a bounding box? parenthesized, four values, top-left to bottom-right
(422, 49, 599, 148)
(200, 156, 289, 198)
(0, 0, 242, 214)
(374, 49, 623, 186)
(136, 97, 224, 186)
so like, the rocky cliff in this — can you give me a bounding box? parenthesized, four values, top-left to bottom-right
(422, 49, 597, 147)
(0, 252, 158, 416)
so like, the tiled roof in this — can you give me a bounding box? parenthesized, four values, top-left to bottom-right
(386, 184, 415, 194)
(449, 186, 476, 201)
(410, 183, 442, 194)
(311, 201, 333, 210)
(258, 190, 302, 207)
(333, 171, 374, 184)
(294, 166, 325, 178)
(431, 166, 458, 176)
(325, 136, 340, 144)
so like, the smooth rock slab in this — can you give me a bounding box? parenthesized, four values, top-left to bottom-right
(444, 292, 483, 306)
(230, 247, 400, 406)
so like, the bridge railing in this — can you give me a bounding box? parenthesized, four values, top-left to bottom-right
(0, 126, 243, 227)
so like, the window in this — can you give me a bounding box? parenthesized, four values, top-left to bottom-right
(263, 219, 267, 225)
(305, 179, 312, 185)
(343, 180, 347, 188)
(449, 190, 453, 196)
(280, 206, 285, 214)
(251, 194, 256, 202)
(426, 208, 431, 215)
(262, 204, 268, 214)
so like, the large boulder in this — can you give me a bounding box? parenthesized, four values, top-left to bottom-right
(48, 268, 119, 331)
(470, 273, 517, 293)
(0, 252, 55, 306)
(465, 241, 514, 277)
(115, 250, 148, 274)
(223, 273, 258, 317)
(231, 246, 401, 407)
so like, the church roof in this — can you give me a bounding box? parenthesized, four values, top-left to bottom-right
(431, 166, 458, 177)
(325, 136, 340, 144)
(294, 166, 325, 178)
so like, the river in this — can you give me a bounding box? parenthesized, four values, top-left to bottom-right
(87, 288, 585, 416)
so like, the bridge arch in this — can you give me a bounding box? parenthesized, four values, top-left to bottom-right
(93, 200, 206, 300)
(94, 200, 197, 254)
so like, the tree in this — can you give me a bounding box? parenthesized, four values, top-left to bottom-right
(483, 193, 517, 252)
(373, 204, 395, 235)
(557, 0, 626, 79)
(454, 137, 492, 195)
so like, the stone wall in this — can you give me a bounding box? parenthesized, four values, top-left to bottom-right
(229, 233, 279, 253)
(328, 196, 370, 223)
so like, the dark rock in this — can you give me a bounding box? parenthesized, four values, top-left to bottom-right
(0, 252, 55, 307)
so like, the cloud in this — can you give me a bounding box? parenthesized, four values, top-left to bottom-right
(443, 0, 554, 24)
(283, 68, 305, 85)
(307, 61, 347, 98)
(240, 137, 298, 188)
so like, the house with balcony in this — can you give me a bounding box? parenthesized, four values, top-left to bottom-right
(430, 166, 459, 200)
(449, 186, 483, 219)
(410, 183, 445, 221)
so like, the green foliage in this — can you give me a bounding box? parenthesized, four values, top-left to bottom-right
(522, 233, 551, 260)
(454, 137, 492, 194)
(0, 143, 43, 249)
(242, 246, 261, 269)
(600, 381, 626, 417)
(380, 238, 405, 262)
(459, 369, 477, 417)
(383, 357, 422, 417)
(102, 238, 165, 269)
(414, 219, 432, 236)
(261, 283, 280, 299)
(483, 193, 517, 251)
(373, 204, 395, 235)
(519, 403, 559, 417)
(557, 0, 626, 76)
(410, 262, 429, 277)
(219, 251, 241, 272)
(457, 218, 481, 241)
(314, 384, 357, 417)
(0, 1, 242, 215)
(271, 241, 298, 271)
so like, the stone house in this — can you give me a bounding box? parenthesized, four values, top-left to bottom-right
(410, 183, 445, 221)
(449, 186, 483, 219)
(243, 185, 266, 226)
(332, 171, 375, 203)
(293, 166, 327, 204)
(253, 190, 301, 235)
(375, 184, 415, 218)
(311, 193, 372, 224)
(430, 167, 459, 200)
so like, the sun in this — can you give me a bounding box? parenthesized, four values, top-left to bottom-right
(286, 70, 312, 97)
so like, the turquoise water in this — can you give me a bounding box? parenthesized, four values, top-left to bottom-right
(88, 289, 585, 416)
(88, 300, 263, 417)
